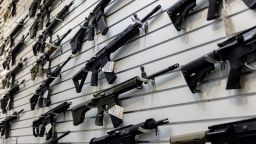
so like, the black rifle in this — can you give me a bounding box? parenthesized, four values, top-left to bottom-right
(167, 0, 223, 31)
(243, 0, 256, 9)
(0, 80, 25, 113)
(90, 118, 169, 144)
(181, 26, 256, 93)
(46, 131, 70, 144)
(0, 109, 23, 139)
(71, 64, 179, 128)
(72, 5, 162, 93)
(0, 39, 8, 56)
(30, 29, 72, 80)
(170, 117, 256, 144)
(2, 59, 26, 89)
(32, 102, 71, 140)
(29, 0, 42, 18)
(32, 1, 74, 56)
(2, 33, 29, 70)
(30, 56, 72, 110)
(7, 14, 29, 48)
(70, 0, 112, 54)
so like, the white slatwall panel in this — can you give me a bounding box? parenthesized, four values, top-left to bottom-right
(0, 0, 255, 143)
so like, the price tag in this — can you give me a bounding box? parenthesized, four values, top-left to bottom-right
(46, 124, 52, 134)
(102, 61, 115, 73)
(43, 90, 49, 99)
(108, 105, 124, 120)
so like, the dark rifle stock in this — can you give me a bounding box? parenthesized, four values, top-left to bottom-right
(70, 0, 111, 54)
(181, 26, 256, 93)
(71, 63, 179, 127)
(29, 0, 42, 18)
(30, 29, 72, 80)
(72, 5, 162, 93)
(90, 118, 169, 144)
(30, 56, 72, 110)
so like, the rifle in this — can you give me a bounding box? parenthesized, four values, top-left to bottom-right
(32, 1, 74, 56)
(181, 26, 256, 93)
(30, 56, 72, 110)
(72, 5, 162, 93)
(0, 109, 23, 139)
(170, 117, 256, 144)
(32, 102, 71, 139)
(243, 0, 256, 9)
(2, 59, 26, 89)
(0, 39, 8, 56)
(167, 0, 223, 31)
(7, 14, 29, 48)
(0, 80, 25, 113)
(70, 0, 112, 54)
(71, 64, 179, 128)
(30, 29, 72, 80)
(90, 118, 169, 144)
(2, 33, 29, 70)
(29, 0, 42, 18)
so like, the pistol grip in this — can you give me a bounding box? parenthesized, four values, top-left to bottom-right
(30, 94, 39, 110)
(91, 71, 99, 86)
(39, 125, 45, 137)
(87, 25, 95, 41)
(72, 69, 88, 93)
(98, 16, 109, 35)
(33, 126, 39, 137)
(226, 61, 242, 89)
(95, 111, 104, 126)
(104, 72, 117, 84)
(207, 0, 222, 20)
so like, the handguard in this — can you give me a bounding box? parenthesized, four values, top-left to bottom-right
(167, 0, 196, 31)
(243, 0, 256, 8)
(207, 0, 223, 20)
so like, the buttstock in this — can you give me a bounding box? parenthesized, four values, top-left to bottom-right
(71, 104, 91, 126)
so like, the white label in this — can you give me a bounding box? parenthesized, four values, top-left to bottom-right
(102, 61, 115, 73)
(108, 105, 124, 120)
(46, 124, 52, 134)
(43, 90, 49, 99)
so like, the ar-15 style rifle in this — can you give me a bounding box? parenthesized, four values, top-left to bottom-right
(32, 102, 71, 141)
(72, 5, 162, 93)
(70, 0, 112, 54)
(7, 14, 29, 48)
(90, 118, 169, 144)
(2, 58, 26, 89)
(181, 26, 256, 93)
(29, 12, 42, 39)
(0, 109, 23, 139)
(71, 64, 179, 128)
(2, 33, 29, 70)
(32, 1, 74, 56)
(0, 80, 25, 113)
(170, 117, 256, 144)
(167, 0, 223, 31)
(30, 56, 72, 110)
(3, 0, 19, 21)
(243, 0, 256, 8)
(30, 29, 72, 80)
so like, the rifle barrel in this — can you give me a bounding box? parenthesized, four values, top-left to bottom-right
(147, 63, 179, 79)
(141, 5, 161, 23)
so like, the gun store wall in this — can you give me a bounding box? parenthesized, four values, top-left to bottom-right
(0, 0, 255, 143)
